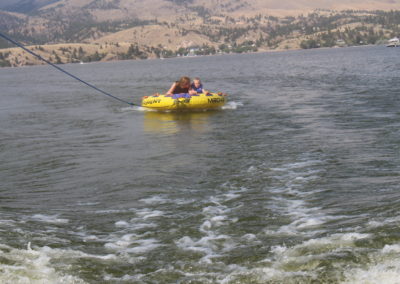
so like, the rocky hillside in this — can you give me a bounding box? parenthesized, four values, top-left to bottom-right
(1, 0, 399, 66)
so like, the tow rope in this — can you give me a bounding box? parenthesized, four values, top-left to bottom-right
(0, 32, 135, 106)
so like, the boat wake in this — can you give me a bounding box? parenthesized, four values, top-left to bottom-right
(222, 101, 243, 110)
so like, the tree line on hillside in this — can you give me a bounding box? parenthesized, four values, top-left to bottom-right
(1, 10, 399, 66)
(298, 11, 400, 48)
(172, 10, 400, 50)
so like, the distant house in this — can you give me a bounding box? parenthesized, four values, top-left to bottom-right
(336, 39, 346, 47)
(188, 48, 198, 56)
(387, 37, 399, 47)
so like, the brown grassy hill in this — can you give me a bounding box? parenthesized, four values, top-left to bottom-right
(1, 0, 399, 67)
(36, 0, 400, 19)
(2, 0, 399, 42)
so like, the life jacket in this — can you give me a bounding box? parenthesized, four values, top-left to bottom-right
(191, 83, 203, 93)
(172, 81, 189, 94)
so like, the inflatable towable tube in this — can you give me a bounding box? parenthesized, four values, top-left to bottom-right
(141, 92, 227, 111)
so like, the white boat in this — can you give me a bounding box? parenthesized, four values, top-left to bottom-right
(387, 37, 399, 47)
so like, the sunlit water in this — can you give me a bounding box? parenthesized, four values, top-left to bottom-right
(1, 46, 400, 283)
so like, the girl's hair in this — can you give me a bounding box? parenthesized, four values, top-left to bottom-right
(193, 77, 201, 82)
(178, 76, 191, 86)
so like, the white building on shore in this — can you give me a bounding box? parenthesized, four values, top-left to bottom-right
(387, 37, 399, 47)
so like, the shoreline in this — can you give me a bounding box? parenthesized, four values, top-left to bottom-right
(0, 43, 385, 69)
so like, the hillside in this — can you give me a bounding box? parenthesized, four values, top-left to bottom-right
(1, 0, 399, 16)
(1, 0, 399, 67)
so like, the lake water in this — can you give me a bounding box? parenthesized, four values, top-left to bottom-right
(1, 46, 400, 283)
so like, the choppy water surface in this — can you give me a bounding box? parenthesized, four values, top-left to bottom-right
(1, 46, 400, 283)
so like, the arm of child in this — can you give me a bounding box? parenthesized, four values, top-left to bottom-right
(166, 83, 177, 95)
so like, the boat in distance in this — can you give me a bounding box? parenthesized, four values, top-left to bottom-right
(387, 37, 399, 47)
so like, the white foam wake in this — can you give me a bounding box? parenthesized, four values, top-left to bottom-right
(222, 101, 243, 110)
(0, 243, 90, 284)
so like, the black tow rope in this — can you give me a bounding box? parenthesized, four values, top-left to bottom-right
(0, 32, 135, 106)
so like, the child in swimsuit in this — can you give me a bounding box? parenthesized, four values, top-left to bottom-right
(190, 77, 207, 94)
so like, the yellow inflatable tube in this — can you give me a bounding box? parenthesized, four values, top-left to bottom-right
(141, 92, 227, 111)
